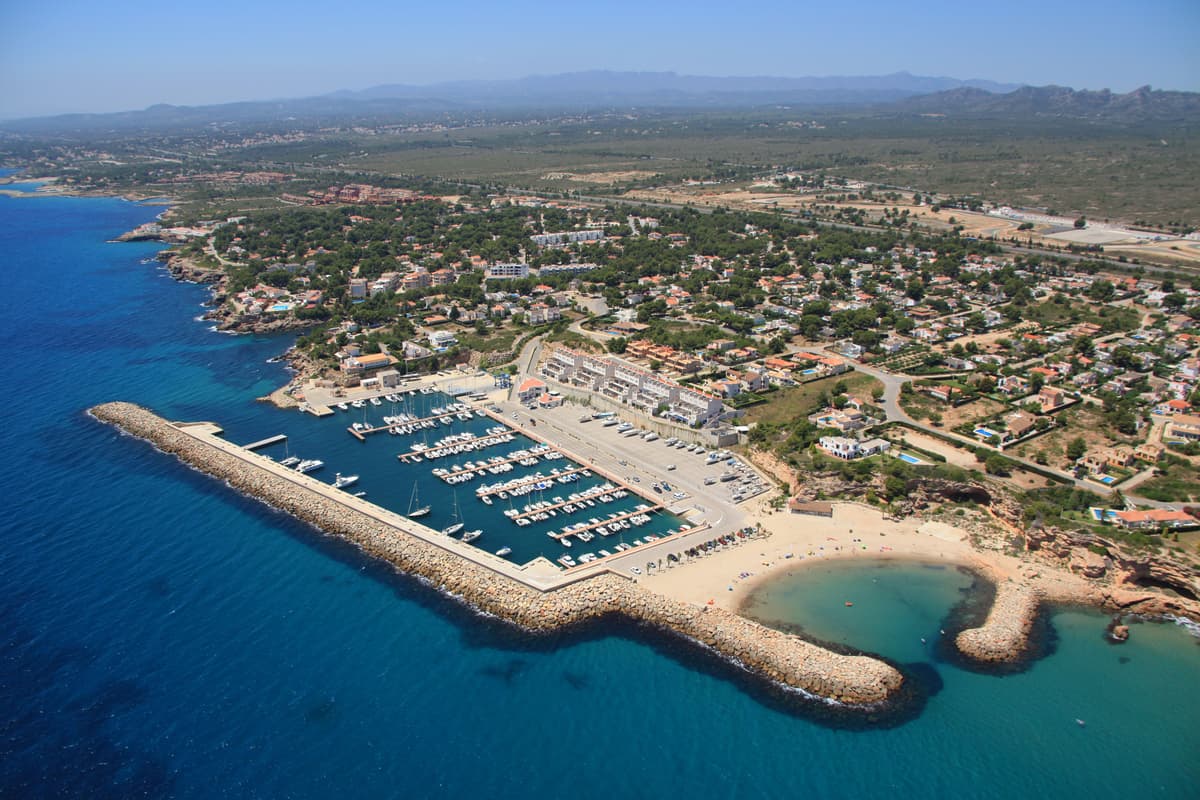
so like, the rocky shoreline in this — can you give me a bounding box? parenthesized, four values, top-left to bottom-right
(89, 401, 906, 709)
(158, 252, 315, 336)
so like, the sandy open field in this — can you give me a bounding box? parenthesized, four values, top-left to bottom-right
(548, 170, 659, 183)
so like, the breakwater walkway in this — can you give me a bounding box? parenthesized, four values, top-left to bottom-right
(89, 401, 906, 707)
(955, 580, 1045, 664)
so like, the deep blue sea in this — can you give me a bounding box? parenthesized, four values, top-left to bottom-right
(2, 180, 1198, 799)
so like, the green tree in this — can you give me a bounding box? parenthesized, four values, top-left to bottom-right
(1162, 292, 1187, 312)
(985, 453, 1009, 475)
(1087, 280, 1116, 302)
(1066, 437, 1087, 461)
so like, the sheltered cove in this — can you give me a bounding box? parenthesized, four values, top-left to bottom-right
(90, 401, 1072, 705)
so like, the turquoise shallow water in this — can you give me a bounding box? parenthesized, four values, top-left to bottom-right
(1, 180, 1198, 798)
(742, 560, 1200, 796)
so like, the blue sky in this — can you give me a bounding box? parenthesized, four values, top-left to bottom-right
(1, 0, 1197, 117)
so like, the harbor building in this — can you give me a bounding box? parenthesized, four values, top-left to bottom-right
(541, 346, 726, 426)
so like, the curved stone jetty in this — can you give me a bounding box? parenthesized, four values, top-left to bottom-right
(90, 402, 903, 706)
(955, 580, 1044, 664)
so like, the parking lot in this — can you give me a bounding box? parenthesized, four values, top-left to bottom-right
(493, 396, 770, 534)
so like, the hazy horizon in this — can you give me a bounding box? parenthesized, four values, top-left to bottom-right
(2, 0, 1197, 118)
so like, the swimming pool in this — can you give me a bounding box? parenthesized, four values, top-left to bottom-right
(974, 427, 1000, 439)
(1098, 475, 1117, 485)
(896, 452, 924, 465)
(800, 368, 818, 375)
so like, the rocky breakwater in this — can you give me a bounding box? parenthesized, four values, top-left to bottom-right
(88, 401, 904, 708)
(954, 579, 1043, 664)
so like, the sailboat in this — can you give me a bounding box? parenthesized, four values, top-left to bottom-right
(407, 481, 431, 518)
(442, 491, 465, 536)
(277, 437, 300, 469)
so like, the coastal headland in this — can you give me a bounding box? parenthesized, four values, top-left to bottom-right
(645, 496, 1199, 670)
(89, 401, 906, 709)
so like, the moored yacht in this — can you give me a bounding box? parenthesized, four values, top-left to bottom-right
(407, 481, 431, 518)
(332, 472, 359, 489)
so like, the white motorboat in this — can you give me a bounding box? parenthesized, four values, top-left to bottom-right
(332, 472, 359, 489)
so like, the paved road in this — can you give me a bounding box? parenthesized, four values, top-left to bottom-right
(837, 350, 1175, 508)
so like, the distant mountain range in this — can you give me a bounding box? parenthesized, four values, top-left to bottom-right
(2, 71, 1196, 135)
(897, 84, 1200, 121)
(329, 70, 1021, 106)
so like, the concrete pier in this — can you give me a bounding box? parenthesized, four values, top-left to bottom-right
(397, 430, 521, 462)
(89, 401, 907, 707)
(475, 467, 590, 497)
(244, 434, 287, 451)
(355, 408, 473, 437)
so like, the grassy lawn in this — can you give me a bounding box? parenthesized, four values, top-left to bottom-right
(1136, 460, 1200, 503)
(728, 391, 767, 408)
(455, 326, 519, 354)
(899, 391, 940, 421)
(543, 328, 601, 352)
(743, 372, 882, 426)
(1023, 297, 1141, 331)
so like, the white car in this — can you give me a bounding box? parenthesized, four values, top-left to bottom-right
(666, 464, 676, 471)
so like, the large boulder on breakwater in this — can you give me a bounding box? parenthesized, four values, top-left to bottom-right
(954, 581, 1043, 664)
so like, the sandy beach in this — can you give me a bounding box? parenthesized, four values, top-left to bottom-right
(640, 499, 1098, 612)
